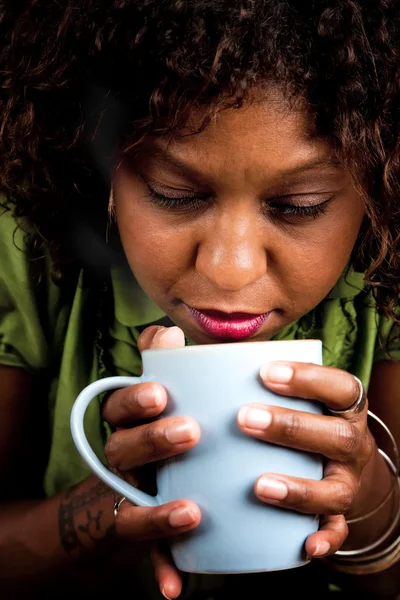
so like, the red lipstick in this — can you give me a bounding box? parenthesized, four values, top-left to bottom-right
(187, 307, 271, 340)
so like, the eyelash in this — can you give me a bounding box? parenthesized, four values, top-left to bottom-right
(269, 200, 331, 219)
(146, 184, 333, 219)
(146, 185, 212, 211)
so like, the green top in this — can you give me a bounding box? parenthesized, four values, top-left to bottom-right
(0, 207, 399, 498)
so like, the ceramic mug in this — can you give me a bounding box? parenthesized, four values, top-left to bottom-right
(70, 339, 323, 573)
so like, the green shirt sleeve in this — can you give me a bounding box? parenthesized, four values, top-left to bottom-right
(0, 208, 49, 371)
(374, 309, 400, 363)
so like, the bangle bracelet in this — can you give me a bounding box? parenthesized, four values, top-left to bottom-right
(325, 531, 400, 575)
(346, 449, 397, 525)
(333, 410, 400, 558)
(345, 410, 399, 525)
(335, 473, 400, 557)
(327, 526, 400, 575)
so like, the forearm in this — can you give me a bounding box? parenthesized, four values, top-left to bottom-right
(0, 476, 126, 592)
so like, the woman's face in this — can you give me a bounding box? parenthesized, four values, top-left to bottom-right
(113, 99, 365, 344)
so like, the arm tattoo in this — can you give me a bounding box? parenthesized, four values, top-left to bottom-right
(58, 481, 116, 559)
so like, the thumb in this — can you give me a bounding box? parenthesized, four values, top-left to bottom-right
(138, 325, 186, 353)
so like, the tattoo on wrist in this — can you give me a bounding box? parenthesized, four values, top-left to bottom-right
(58, 481, 116, 559)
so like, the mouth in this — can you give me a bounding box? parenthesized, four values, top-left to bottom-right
(186, 306, 273, 340)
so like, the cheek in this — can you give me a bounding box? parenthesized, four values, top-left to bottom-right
(112, 167, 197, 295)
(116, 205, 193, 289)
(274, 210, 364, 306)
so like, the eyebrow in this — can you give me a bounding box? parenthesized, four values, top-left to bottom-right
(143, 145, 342, 179)
(277, 157, 342, 176)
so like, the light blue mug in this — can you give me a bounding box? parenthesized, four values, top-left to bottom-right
(70, 339, 323, 573)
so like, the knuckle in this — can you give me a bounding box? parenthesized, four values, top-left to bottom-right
(143, 425, 163, 460)
(334, 482, 355, 515)
(334, 421, 359, 459)
(283, 412, 304, 443)
(118, 388, 132, 416)
(147, 506, 165, 536)
(104, 432, 119, 467)
(294, 480, 313, 510)
(102, 388, 137, 426)
(362, 432, 375, 463)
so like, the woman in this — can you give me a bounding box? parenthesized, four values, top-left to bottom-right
(0, 1, 399, 598)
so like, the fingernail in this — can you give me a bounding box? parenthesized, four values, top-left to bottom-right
(154, 326, 185, 347)
(256, 476, 288, 500)
(237, 406, 272, 430)
(313, 541, 331, 557)
(169, 506, 196, 527)
(137, 387, 163, 408)
(165, 421, 196, 444)
(260, 363, 293, 383)
(161, 587, 172, 600)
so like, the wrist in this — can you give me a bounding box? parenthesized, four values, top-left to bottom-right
(325, 411, 400, 579)
(58, 476, 118, 561)
(342, 443, 397, 551)
(349, 439, 393, 519)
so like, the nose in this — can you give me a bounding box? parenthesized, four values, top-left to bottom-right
(195, 209, 267, 291)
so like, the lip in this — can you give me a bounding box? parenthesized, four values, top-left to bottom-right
(186, 306, 272, 340)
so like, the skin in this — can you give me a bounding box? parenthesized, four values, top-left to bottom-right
(2, 99, 397, 597)
(100, 99, 394, 598)
(113, 101, 365, 344)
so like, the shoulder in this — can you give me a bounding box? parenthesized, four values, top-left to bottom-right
(0, 207, 62, 370)
(374, 306, 400, 363)
(331, 269, 400, 363)
(311, 267, 400, 386)
(0, 206, 32, 275)
(0, 205, 55, 303)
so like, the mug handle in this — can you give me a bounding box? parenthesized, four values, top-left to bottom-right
(70, 376, 160, 507)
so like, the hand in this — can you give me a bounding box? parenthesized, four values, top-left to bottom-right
(237, 361, 373, 559)
(101, 325, 201, 599)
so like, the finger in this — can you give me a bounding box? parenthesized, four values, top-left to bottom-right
(254, 468, 357, 516)
(105, 416, 201, 470)
(305, 514, 349, 558)
(260, 361, 367, 417)
(138, 325, 185, 353)
(102, 382, 168, 426)
(237, 403, 371, 463)
(151, 542, 183, 600)
(102, 326, 186, 426)
(115, 498, 201, 541)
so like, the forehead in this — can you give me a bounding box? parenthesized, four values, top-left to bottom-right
(185, 94, 314, 143)
(137, 96, 339, 180)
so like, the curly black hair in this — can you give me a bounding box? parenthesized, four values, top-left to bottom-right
(0, 0, 399, 322)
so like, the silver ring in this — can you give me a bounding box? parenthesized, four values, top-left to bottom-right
(328, 376, 367, 417)
(113, 496, 127, 519)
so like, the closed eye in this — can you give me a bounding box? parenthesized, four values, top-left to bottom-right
(267, 195, 335, 220)
(144, 181, 212, 211)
